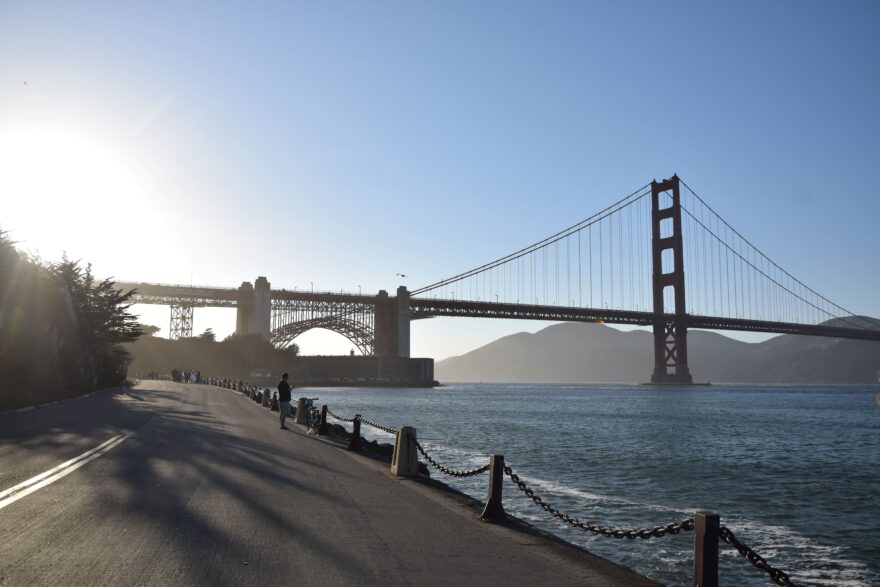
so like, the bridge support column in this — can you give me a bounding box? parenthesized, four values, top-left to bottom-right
(236, 281, 254, 335)
(650, 175, 693, 384)
(235, 277, 271, 341)
(374, 287, 410, 358)
(253, 276, 271, 340)
(169, 304, 194, 339)
(396, 286, 410, 359)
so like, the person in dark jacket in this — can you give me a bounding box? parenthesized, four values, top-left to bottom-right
(278, 372, 293, 429)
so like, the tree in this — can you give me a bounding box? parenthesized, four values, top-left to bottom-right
(0, 229, 144, 409)
(52, 260, 142, 389)
(140, 324, 162, 337)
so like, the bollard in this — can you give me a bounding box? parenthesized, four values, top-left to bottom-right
(318, 405, 328, 435)
(295, 398, 308, 424)
(480, 454, 506, 522)
(347, 416, 362, 451)
(693, 511, 720, 587)
(390, 426, 418, 476)
(271, 393, 279, 412)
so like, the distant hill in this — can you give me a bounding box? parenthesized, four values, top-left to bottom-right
(435, 319, 880, 384)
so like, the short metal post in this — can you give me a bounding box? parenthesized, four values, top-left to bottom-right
(347, 416, 362, 451)
(480, 454, 506, 522)
(693, 511, 720, 587)
(318, 405, 328, 435)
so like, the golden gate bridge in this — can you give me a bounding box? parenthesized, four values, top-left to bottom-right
(116, 175, 880, 383)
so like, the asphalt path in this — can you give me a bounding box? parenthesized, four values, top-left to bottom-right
(0, 381, 657, 586)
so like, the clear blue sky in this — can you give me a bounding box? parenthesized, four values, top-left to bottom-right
(2, 1, 878, 358)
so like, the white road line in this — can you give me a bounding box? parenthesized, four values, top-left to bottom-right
(0, 433, 132, 510)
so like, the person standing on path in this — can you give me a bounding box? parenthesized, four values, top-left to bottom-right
(278, 372, 293, 429)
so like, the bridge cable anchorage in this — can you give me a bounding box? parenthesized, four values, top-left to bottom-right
(503, 465, 694, 539)
(413, 440, 491, 478)
(719, 525, 801, 587)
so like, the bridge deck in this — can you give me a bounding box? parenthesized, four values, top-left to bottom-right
(410, 299, 880, 341)
(0, 381, 655, 586)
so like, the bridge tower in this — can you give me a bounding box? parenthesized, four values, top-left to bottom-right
(236, 281, 255, 334)
(650, 175, 693, 384)
(374, 286, 411, 358)
(235, 277, 272, 341)
(253, 276, 271, 340)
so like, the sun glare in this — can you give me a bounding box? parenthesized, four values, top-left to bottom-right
(0, 128, 158, 265)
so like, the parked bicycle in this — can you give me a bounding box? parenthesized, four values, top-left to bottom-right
(305, 397, 320, 433)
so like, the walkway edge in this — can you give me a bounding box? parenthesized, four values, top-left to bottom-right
(218, 383, 661, 586)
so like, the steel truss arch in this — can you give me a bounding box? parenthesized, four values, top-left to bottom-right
(270, 297, 377, 354)
(271, 316, 374, 355)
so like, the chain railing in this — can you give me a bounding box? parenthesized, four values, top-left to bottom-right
(415, 440, 491, 478)
(326, 408, 357, 423)
(719, 525, 800, 587)
(325, 408, 489, 477)
(504, 465, 694, 539)
(271, 400, 806, 587)
(359, 416, 399, 435)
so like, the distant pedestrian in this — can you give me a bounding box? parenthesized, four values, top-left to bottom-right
(278, 372, 293, 429)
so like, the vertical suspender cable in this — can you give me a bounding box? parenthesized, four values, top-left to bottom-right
(578, 230, 582, 307)
(600, 219, 604, 307)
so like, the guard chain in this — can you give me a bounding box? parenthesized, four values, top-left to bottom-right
(326, 408, 356, 423)
(504, 465, 694, 539)
(719, 525, 800, 587)
(414, 441, 490, 477)
(358, 417, 399, 435)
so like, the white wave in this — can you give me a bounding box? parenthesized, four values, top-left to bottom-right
(518, 474, 691, 518)
(720, 515, 876, 587)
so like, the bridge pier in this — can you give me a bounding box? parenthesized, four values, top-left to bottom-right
(374, 286, 411, 358)
(650, 175, 693, 384)
(236, 281, 254, 334)
(169, 304, 194, 339)
(235, 277, 272, 340)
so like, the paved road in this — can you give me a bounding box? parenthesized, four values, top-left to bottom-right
(0, 381, 657, 586)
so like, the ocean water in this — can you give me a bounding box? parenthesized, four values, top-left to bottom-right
(296, 384, 879, 586)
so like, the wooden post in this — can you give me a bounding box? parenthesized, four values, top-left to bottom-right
(693, 511, 720, 587)
(347, 417, 362, 451)
(318, 405, 328, 435)
(480, 455, 506, 522)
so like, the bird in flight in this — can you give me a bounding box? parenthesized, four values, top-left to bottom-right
(396, 273, 407, 278)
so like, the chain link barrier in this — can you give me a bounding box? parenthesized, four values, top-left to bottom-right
(358, 417, 399, 436)
(719, 525, 800, 587)
(414, 441, 491, 477)
(322, 406, 802, 586)
(326, 408, 357, 423)
(504, 465, 694, 539)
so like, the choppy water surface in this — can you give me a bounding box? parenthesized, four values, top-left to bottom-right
(300, 384, 879, 586)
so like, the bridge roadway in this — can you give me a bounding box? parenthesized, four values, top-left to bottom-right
(410, 299, 880, 342)
(0, 381, 656, 586)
